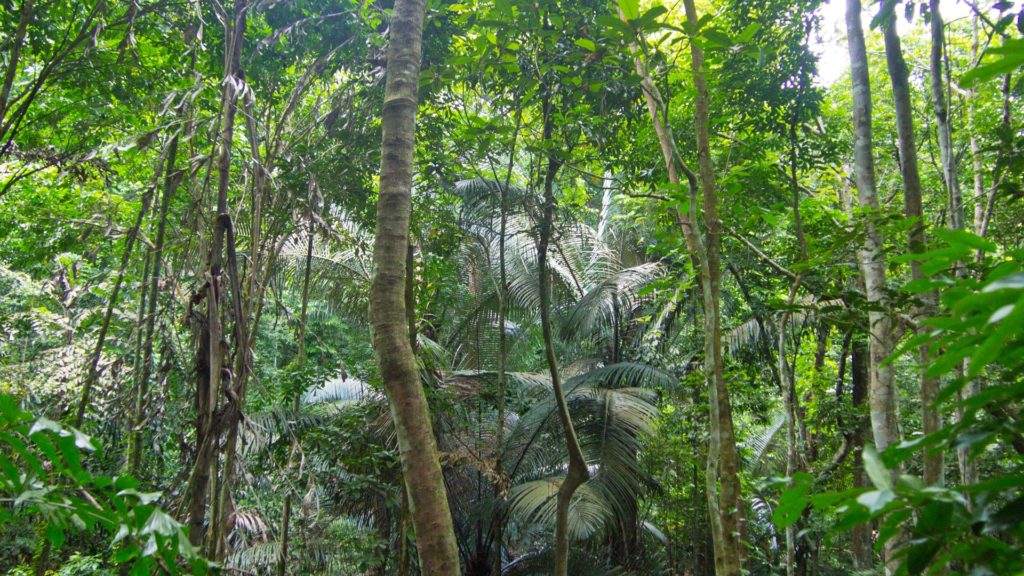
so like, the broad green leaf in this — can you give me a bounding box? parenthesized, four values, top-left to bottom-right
(737, 22, 761, 42)
(962, 38, 1024, 87)
(969, 293, 1024, 377)
(933, 227, 997, 252)
(856, 489, 895, 513)
(45, 522, 66, 548)
(863, 445, 892, 490)
(574, 38, 597, 51)
(141, 509, 180, 537)
(617, 0, 640, 21)
(983, 272, 1024, 292)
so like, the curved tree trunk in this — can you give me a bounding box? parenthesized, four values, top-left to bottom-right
(537, 94, 590, 576)
(369, 0, 460, 570)
(630, 3, 743, 570)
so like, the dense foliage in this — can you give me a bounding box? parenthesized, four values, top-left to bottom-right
(0, 0, 1022, 574)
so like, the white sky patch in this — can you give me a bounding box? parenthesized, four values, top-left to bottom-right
(811, 0, 975, 86)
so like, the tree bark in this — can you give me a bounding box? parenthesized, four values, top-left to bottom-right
(130, 134, 181, 475)
(883, 2, 942, 486)
(847, 0, 897, 454)
(538, 94, 590, 576)
(849, 337, 873, 570)
(75, 187, 154, 427)
(629, 4, 742, 571)
(779, 283, 803, 576)
(187, 0, 247, 548)
(969, 16, 986, 239)
(682, 1, 744, 573)
(369, 0, 461, 569)
(848, 5, 898, 571)
(490, 112, 519, 575)
(928, 0, 963, 232)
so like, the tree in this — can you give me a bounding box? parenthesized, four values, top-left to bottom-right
(369, 0, 461, 570)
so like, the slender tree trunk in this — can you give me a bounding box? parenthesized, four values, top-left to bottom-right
(187, 0, 247, 548)
(75, 187, 154, 427)
(780, 283, 802, 576)
(884, 2, 942, 486)
(130, 246, 152, 444)
(130, 134, 181, 475)
(919, 0, 950, 487)
(211, 214, 249, 560)
(369, 0, 460, 569)
(278, 229, 314, 576)
(849, 337, 873, 570)
(977, 72, 1012, 241)
(630, 4, 742, 571)
(783, 95, 811, 576)
(490, 115, 517, 575)
(847, 0, 897, 454)
(682, 1, 744, 573)
(538, 94, 590, 576)
(0, 0, 34, 125)
(928, 0, 963, 231)
(848, 6, 898, 573)
(970, 16, 986, 239)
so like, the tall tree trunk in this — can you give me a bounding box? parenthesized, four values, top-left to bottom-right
(682, 1, 744, 573)
(848, 3, 898, 571)
(187, 0, 247, 548)
(928, 0, 963, 231)
(130, 134, 181, 476)
(278, 228, 314, 576)
(970, 16, 986, 239)
(847, 0, 897, 453)
(849, 336, 873, 570)
(369, 0, 460, 569)
(779, 284, 802, 576)
(883, 2, 942, 486)
(538, 94, 590, 576)
(130, 246, 152, 456)
(629, 4, 742, 571)
(490, 112, 520, 575)
(75, 187, 154, 427)
(783, 93, 810, 576)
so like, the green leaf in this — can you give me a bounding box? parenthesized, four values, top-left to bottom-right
(141, 509, 180, 537)
(933, 227, 998, 252)
(617, 0, 640, 21)
(702, 28, 733, 47)
(962, 38, 1024, 87)
(969, 293, 1024, 377)
(863, 445, 892, 490)
(773, 472, 813, 529)
(856, 489, 895, 513)
(983, 272, 1024, 292)
(574, 38, 597, 51)
(45, 522, 66, 548)
(118, 489, 163, 505)
(736, 22, 761, 42)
